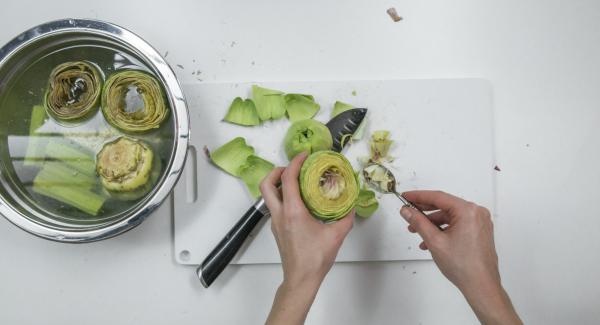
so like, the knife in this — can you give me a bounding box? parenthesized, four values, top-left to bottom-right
(197, 108, 368, 288)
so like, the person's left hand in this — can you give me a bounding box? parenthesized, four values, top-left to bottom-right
(260, 151, 355, 288)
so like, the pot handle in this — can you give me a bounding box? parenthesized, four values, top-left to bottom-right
(197, 197, 268, 288)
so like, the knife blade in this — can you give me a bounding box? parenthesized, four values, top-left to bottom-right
(197, 108, 368, 288)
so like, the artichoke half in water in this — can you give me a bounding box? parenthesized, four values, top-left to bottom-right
(96, 137, 156, 200)
(102, 71, 169, 133)
(44, 61, 102, 121)
(283, 119, 333, 161)
(300, 151, 359, 221)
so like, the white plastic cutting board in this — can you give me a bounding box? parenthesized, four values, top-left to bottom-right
(174, 79, 494, 265)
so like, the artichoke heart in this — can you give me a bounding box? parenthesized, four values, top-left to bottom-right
(44, 61, 102, 121)
(283, 119, 333, 160)
(300, 151, 359, 221)
(102, 70, 168, 132)
(96, 137, 154, 193)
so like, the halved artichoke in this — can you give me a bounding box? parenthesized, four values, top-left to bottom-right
(283, 119, 333, 160)
(101, 70, 168, 133)
(96, 137, 154, 199)
(300, 151, 359, 221)
(44, 61, 102, 121)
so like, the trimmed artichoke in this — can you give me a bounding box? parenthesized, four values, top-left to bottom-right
(96, 137, 154, 198)
(101, 70, 168, 133)
(283, 119, 333, 160)
(44, 61, 102, 121)
(300, 151, 359, 221)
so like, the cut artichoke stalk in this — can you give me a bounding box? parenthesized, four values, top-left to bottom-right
(24, 105, 48, 166)
(331, 101, 367, 141)
(370, 130, 392, 163)
(283, 119, 333, 160)
(285, 94, 320, 122)
(223, 97, 260, 126)
(252, 85, 286, 121)
(209, 137, 255, 177)
(32, 145, 106, 216)
(102, 70, 169, 133)
(238, 155, 275, 198)
(300, 151, 359, 221)
(44, 61, 102, 121)
(96, 137, 155, 200)
(355, 188, 379, 218)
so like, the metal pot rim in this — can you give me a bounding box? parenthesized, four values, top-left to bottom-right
(0, 18, 190, 243)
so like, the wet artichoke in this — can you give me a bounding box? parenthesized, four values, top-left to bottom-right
(300, 151, 359, 221)
(101, 70, 168, 133)
(44, 61, 102, 121)
(96, 137, 155, 200)
(283, 119, 333, 160)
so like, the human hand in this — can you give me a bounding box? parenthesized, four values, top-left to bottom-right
(261, 152, 354, 325)
(401, 190, 521, 325)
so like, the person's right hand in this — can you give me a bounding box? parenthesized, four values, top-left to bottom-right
(400, 190, 522, 325)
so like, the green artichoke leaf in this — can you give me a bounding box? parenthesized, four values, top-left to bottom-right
(252, 85, 286, 121)
(299, 151, 359, 221)
(223, 97, 260, 126)
(285, 94, 320, 122)
(355, 188, 379, 218)
(210, 137, 255, 177)
(239, 155, 275, 198)
(370, 130, 392, 162)
(283, 119, 333, 160)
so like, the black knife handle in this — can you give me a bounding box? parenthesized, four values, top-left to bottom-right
(197, 198, 268, 288)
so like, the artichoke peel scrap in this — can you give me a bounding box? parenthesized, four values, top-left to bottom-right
(209, 137, 274, 198)
(223, 97, 260, 126)
(252, 85, 286, 121)
(284, 94, 320, 122)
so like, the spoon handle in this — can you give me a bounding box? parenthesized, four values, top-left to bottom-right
(393, 191, 424, 213)
(394, 191, 444, 231)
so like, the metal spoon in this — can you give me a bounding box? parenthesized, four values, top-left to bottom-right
(362, 163, 425, 213)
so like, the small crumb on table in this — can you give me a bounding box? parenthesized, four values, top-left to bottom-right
(387, 8, 403, 22)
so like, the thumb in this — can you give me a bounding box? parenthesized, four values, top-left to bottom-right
(400, 206, 440, 245)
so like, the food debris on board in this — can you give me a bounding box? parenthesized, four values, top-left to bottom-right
(494, 165, 501, 171)
(386, 7, 403, 22)
(176, 64, 184, 69)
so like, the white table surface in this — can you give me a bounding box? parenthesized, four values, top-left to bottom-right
(1, 1, 599, 324)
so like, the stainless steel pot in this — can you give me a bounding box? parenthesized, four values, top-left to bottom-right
(0, 19, 189, 242)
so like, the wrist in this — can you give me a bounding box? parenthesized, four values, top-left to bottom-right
(460, 280, 521, 325)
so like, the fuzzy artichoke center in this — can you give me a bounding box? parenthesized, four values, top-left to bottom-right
(318, 167, 346, 200)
